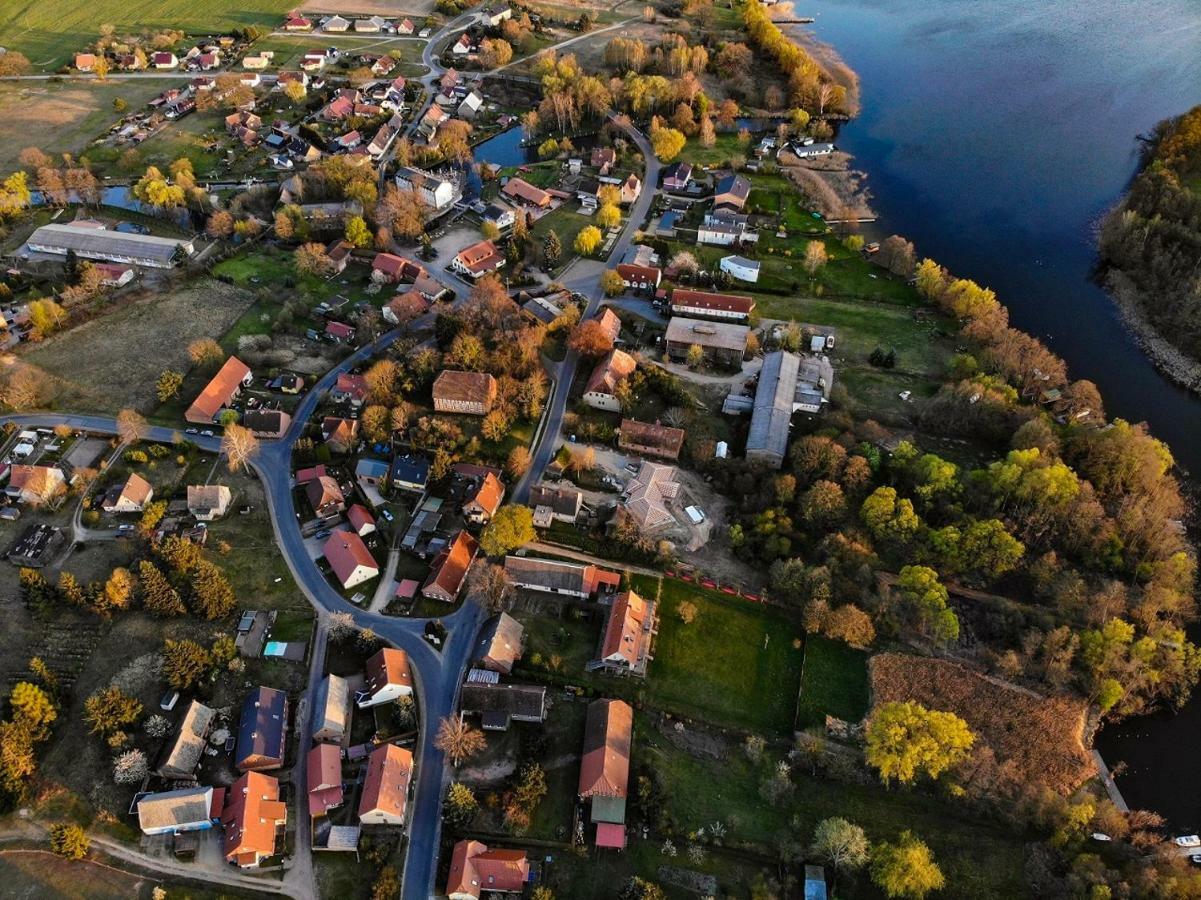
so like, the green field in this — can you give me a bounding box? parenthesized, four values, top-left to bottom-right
(0, 0, 294, 70)
(795, 634, 870, 728)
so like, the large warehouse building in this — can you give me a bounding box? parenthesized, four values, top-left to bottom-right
(26, 223, 195, 268)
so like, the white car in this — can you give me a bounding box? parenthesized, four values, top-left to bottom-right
(1174, 835, 1201, 848)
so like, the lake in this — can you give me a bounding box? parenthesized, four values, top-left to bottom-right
(803, 0, 1201, 826)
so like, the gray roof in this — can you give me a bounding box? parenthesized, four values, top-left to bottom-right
(665, 317, 749, 353)
(313, 674, 350, 737)
(235, 686, 287, 768)
(504, 555, 590, 592)
(746, 351, 801, 463)
(460, 682, 546, 720)
(137, 786, 213, 831)
(159, 700, 216, 777)
(476, 612, 525, 671)
(721, 254, 760, 272)
(28, 223, 190, 263)
(528, 484, 582, 517)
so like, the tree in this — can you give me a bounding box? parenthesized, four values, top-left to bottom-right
(811, 817, 869, 876)
(139, 560, 186, 616)
(100, 567, 135, 614)
(9, 683, 56, 741)
(115, 408, 147, 445)
(467, 562, 513, 613)
(345, 215, 371, 248)
(568, 319, 616, 357)
(620, 877, 667, 900)
(113, 749, 149, 784)
(678, 600, 698, 624)
(506, 446, 531, 479)
(870, 831, 945, 899)
(699, 114, 717, 148)
(597, 203, 621, 229)
(865, 701, 974, 786)
(601, 269, 626, 296)
(295, 241, 333, 276)
(49, 823, 90, 860)
(156, 370, 183, 402)
(894, 565, 960, 645)
(84, 686, 143, 737)
(480, 505, 535, 557)
(543, 230, 562, 267)
(686, 343, 704, 368)
(435, 716, 486, 766)
(188, 338, 224, 369)
(161, 639, 212, 690)
(27, 298, 68, 339)
(479, 38, 514, 68)
(574, 225, 603, 256)
(650, 125, 687, 161)
(190, 559, 237, 619)
(222, 424, 260, 473)
(804, 240, 828, 274)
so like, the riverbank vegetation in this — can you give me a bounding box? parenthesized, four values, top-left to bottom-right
(1100, 104, 1201, 368)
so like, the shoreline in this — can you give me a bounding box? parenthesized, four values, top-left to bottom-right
(773, 1, 863, 116)
(1105, 269, 1201, 395)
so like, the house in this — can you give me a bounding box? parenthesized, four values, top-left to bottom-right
(355, 16, 387, 33)
(323, 15, 351, 32)
(187, 484, 232, 521)
(325, 239, 354, 274)
(458, 90, 484, 118)
(450, 240, 505, 279)
(100, 473, 153, 513)
(578, 698, 633, 849)
(358, 743, 413, 826)
(591, 147, 617, 176)
(384, 290, 430, 325)
(792, 142, 835, 159)
(185, 356, 252, 424)
(242, 408, 291, 438)
(347, 503, 377, 537)
(197, 51, 220, 70)
(576, 177, 599, 206)
(669, 289, 755, 322)
(422, 530, 479, 602)
(655, 210, 680, 237)
(619, 173, 642, 204)
(283, 15, 313, 30)
(324, 529, 379, 589)
(451, 33, 473, 55)
(312, 674, 351, 743)
(617, 419, 685, 461)
(462, 472, 505, 525)
(476, 613, 525, 674)
(445, 840, 529, 899)
(620, 462, 680, 530)
(221, 771, 286, 867)
(152, 52, 179, 69)
(368, 123, 399, 158)
(397, 18, 416, 34)
(488, 4, 514, 25)
(503, 556, 620, 599)
(93, 262, 135, 287)
(418, 104, 448, 139)
(713, 173, 751, 210)
(307, 743, 343, 818)
(461, 678, 547, 731)
(235, 686, 289, 771)
(502, 177, 552, 209)
(371, 252, 414, 284)
(720, 254, 761, 283)
(334, 129, 363, 151)
(332, 372, 368, 406)
(6, 465, 66, 506)
(277, 70, 309, 94)
(665, 317, 749, 368)
(359, 647, 413, 707)
(433, 370, 497, 416)
(662, 161, 693, 191)
(355, 458, 389, 490)
(595, 307, 622, 343)
(74, 52, 100, 72)
(295, 465, 328, 486)
(615, 263, 661, 291)
(697, 217, 748, 246)
(306, 475, 345, 518)
(583, 349, 637, 412)
(483, 202, 515, 230)
(300, 52, 327, 72)
(137, 787, 218, 835)
(528, 484, 582, 526)
(396, 166, 458, 211)
(27, 223, 193, 268)
(590, 590, 656, 675)
(158, 700, 216, 778)
(322, 416, 359, 453)
(390, 454, 431, 493)
(743, 351, 834, 467)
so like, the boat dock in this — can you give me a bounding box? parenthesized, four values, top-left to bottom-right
(1092, 749, 1130, 813)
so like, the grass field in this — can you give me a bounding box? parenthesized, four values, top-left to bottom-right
(0, 850, 152, 899)
(0, 0, 295, 71)
(633, 576, 805, 734)
(795, 634, 869, 728)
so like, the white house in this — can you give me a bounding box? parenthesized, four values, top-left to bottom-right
(720, 255, 761, 283)
(395, 165, 458, 211)
(357, 648, 413, 707)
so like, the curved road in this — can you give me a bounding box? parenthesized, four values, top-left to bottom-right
(0, 108, 660, 900)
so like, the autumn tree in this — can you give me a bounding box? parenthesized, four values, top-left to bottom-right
(138, 560, 186, 616)
(506, 446, 531, 478)
(28, 299, 67, 338)
(188, 338, 224, 369)
(597, 203, 621, 229)
(467, 562, 513, 613)
(84, 686, 143, 737)
(480, 505, 535, 557)
(116, 408, 147, 445)
(574, 225, 603, 256)
(161, 639, 212, 690)
(892, 565, 959, 645)
(156, 370, 183, 402)
(811, 817, 869, 877)
(444, 782, 479, 829)
(649, 124, 686, 161)
(206, 211, 235, 238)
(190, 559, 237, 619)
(601, 269, 626, 296)
(435, 716, 486, 766)
(345, 215, 371, 248)
(870, 831, 945, 899)
(49, 823, 89, 860)
(222, 424, 260, 473)
(8, 683, 56, 741)
(568, 319, 616, 357)
(295, 242, 333, 276)
(804, 240, 828, 274)
(479, 38, 514, 68)
(543, 230, 562, 267)
(864, 701, 974, 786)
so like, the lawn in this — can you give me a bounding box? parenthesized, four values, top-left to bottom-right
(795, 634, 869, 728)
(682, 132, 749, 168)
(633, 576, 805, 734)
(531, 204, 597, 272)
(0, 0, 295, 71)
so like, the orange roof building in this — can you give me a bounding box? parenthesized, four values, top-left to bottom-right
(617, 418, 686, 461)
(583, 349, 636, 412)
(359, 647, 413, 707)
(595, 590, 656, 675)
(668, 289, 756, 321)
(462, 471, 505, 524)
(322, 528, 379, 589)
(185, 356, 251, 424)
(445, 840, 530, 899)
(357, 743, 414, 826)
(307, 743, 343, 818)
(449, 239, 505, 279)
(501, 177, 552, 208)
(578, 698, 633, 798)
(433, 370, 497, 416)
(221, 771, 286, 867)
(421, 530, 479, 602)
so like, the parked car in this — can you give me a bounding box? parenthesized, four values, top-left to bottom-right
(380, 509, 394, 522)
(1175, 836, 1201, 848)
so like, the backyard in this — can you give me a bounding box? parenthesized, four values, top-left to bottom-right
(794, 634, 870, 728)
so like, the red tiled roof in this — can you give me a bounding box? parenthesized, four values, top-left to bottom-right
(618, 418, 685, 459)
(596, 822, 627, 848)
(616, 263, 661, 285)
(306, 743, 343, 817)
(422, 530, 478, 601)
(465, 472, 504, 518)
(221, 771, 286, 865)
(600, 590, 651, 666)
(186, 356, 250, 423)
(446, 840, 530, 897)
(502, 177, 552, 207)
(323, 528, 378, 586)
(358, 743, 413, 822)
(365, 647, 411, 694)
(669, 289, 755, 315)
(347, 503, 375, 533)
(326, 321, 354, 339)
(452, 239, 503, 276)
(433, 370, 497, 406)
(585, 349, 636, 397)
(295, 464, 327, 484)
(578, 698, 632, 798)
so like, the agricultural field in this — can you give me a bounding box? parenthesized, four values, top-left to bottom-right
(0, 0, 294, 71)
(0, 850, 153, 899)
(0, 81, 167, 172)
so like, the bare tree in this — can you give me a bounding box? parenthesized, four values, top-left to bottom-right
(115, 408, 147, 445)
(467, 563, 513, 613)
(221, 424, 260, 472)
(435, 716, 486, 767)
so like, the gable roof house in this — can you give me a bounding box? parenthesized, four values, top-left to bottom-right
(503, 556, 620, 599)
(669, 289, 756, 322)
(322, 416, 360, 453)
(242, 408, 292, 438)
(235, 686, 289, 771)
(583, 349, 637, 412)
(620, 462, 680, 531)
(347, 503, 377, 537)
(590, 590, 656, 676)
(6, 465, 66, 506)
(158, 700, 216, 778)
(462, 471, 505, 525)
(307, 742, 343, 818)
(152, 52, 179, 69)
(283, 15, 313, 30)
(323, 528, 379, 589)
(449, 239, 505, 279)
(221, 771, 287, 867)
(74, 53, 97, 71)
(188, 484, 232, 521)
(528, 483, 583, 526)
(720, 254, 761, 283)
(306, 475, 345, 518)
(433, 370, 497, 416)
(662, 161, 693, 191)
(185, 356, 252, 424)
(101, 472, 153, 513)
(358, 743, 414, 826)
(358, 647, 413, 707)
(396, 165, 459, 211)
(461, 679, 547, 731)
(422, 530, 479, 602)
(137, 786, 218, 835)
(713, 173, 751, 210)
(390, 453, 431, 493)
(665, 316, 749, 368)
(323, 14, 351, 31)
(446, 840, 530, 899)
(502, 177, 552, 209)
(384, 290, 430, 325)
(591, 146, 617, 174)
(620, 173, 642, 204)
(615, 262, 661, 290)
(312, 673, 351, 743)
(332, 372, 368, 405)
(617, 419, 686, 461)
(476, 612, 525, 674)
(579, 698, 633, 847)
